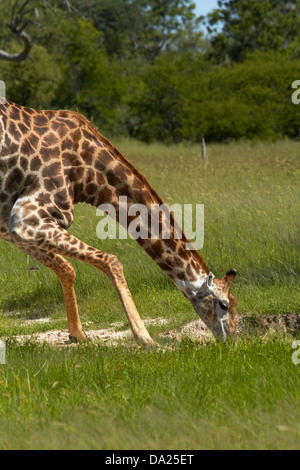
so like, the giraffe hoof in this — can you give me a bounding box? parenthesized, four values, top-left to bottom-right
(68, 330, 88, 343)
(69, 334, 79, 343)
(140, 338, 159, 349)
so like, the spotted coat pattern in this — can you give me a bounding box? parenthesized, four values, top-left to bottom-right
(0, 99, 237, 345)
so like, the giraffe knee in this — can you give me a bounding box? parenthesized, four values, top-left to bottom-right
(56, 261, 76, 284)
(107, 255, 123, 277)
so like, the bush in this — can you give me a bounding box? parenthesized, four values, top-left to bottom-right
(128, 51, 300, 142)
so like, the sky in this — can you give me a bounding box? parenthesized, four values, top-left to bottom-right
(193, 0, 219, 17)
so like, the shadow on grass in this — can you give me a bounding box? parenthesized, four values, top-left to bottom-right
(0, 283, 64, 319)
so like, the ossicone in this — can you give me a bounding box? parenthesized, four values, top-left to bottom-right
(224, 268, 237, 290)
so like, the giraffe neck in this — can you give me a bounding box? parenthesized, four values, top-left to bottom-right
(76, 132, 210, 296)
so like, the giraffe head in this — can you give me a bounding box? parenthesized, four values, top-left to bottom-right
(190, 269, 238, 341)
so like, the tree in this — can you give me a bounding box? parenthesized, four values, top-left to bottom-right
(0, 44, 63, 107)
(72, 0, 203, 60)
(136, 0, 203, 59)
(127, 52, 183, 142)
(55, 19, 126, 133)
(179, 51, 300, 141)
(206, 0, 300, 62)
(72, 0, 145, 58)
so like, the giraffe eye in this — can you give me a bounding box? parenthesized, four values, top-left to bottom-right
(219, 301, 228, 311)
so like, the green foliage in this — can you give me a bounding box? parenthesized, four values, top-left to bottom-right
(72, 0, 203, 59)
(134, 0, 203, 59)
(0, 45, 62, 107)
(0, 0, 300, 141)
(127, 53, 183, 142)
(55, 19, 125, 132)
(72, 0, 142, 58)
(180, 51, 300, 141)
(129, 50, 300, 142)
(207, 0, 300, 62)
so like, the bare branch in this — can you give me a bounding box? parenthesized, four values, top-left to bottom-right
(0, 26, 32, 61)
(11, 0, 21, 24)
(61, 0, 83, 16)
(0, 0, 83, 62)
(40, 0, 55, 14)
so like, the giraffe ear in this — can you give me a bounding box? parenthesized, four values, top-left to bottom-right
(226, 269, 237, 278)
(206, 272, 214, 288)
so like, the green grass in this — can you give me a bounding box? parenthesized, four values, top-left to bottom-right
(0, 139, 299, 449)
(0, 338, 300, 450)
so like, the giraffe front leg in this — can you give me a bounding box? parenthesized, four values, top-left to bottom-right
(9, 207, 155, 348)
(106, 255, 156, 347)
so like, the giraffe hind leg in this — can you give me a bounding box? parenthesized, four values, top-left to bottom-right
(12, 243, 88, 342)
(9, 205, 154, 347)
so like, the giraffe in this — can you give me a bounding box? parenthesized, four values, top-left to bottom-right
(0, 98, 238, 346)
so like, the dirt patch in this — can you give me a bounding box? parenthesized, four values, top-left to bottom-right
(21, 318, 52, 326)
(156, 313, 300, 344)
(159, 318, 214, 344)
(3, 314, 299, 347)
(7, 317, 169, 347)
(237, 313, 300, 336)
(13, 327, 132, 346)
